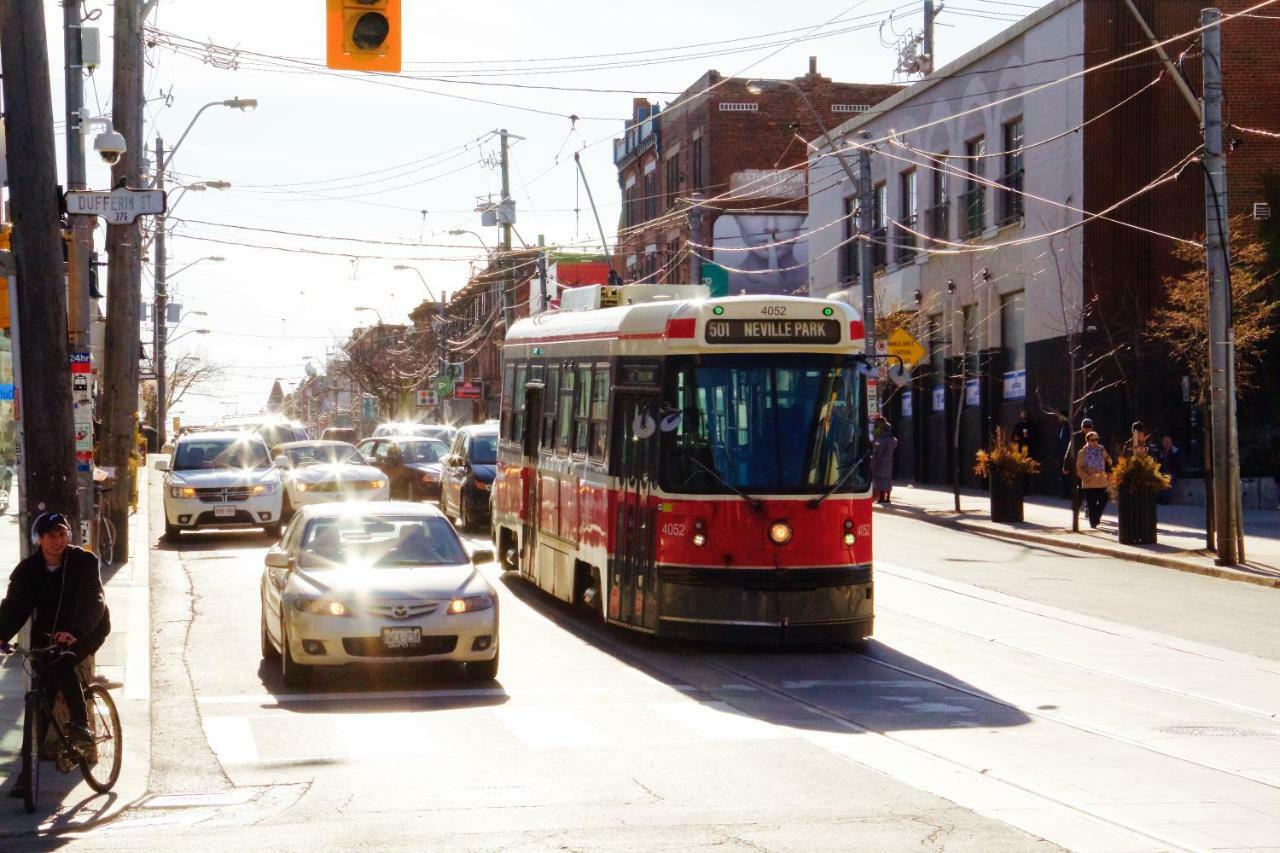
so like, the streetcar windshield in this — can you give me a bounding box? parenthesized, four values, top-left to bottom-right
(660, 355, 869, 496)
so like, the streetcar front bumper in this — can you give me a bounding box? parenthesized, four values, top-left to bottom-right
(653, 564, 873, 645)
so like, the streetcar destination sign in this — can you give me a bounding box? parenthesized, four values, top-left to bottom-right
(65, 188, 167, 224)
(705, 318, 841, 345)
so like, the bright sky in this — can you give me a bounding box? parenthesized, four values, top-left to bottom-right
(45, 0, 1022, 423)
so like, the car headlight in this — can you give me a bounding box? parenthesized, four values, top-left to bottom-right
(446, 594, 493, 615)
(291, 597, 349, 617)
(368, 479, 386, 489)
(252, 482, 279, 495)
(169, 486, 196, 499)
(473, 478, 490, 492)
(419, 471, 438, 484)
(296, 482, 309, 492)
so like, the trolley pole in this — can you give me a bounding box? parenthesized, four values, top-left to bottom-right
(499, 129, 515, 330)
(856, 134, 877, 414)
(64, 0, 96, 547)
(1201, 7, 1239, 566)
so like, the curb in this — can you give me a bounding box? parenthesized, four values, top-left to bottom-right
(878, 504, 1280, 591)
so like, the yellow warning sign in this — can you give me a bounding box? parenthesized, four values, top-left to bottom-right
(886, 327, 926, 367)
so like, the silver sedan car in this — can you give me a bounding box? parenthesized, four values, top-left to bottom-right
(260, 502, 498, 687)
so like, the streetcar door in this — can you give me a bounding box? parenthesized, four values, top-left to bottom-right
(521, 385, 544, 575)
(613, 394, 659, 629)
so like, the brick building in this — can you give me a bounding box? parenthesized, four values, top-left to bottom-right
(614, 60, 899, 294)
(807, 0, 1280, 497)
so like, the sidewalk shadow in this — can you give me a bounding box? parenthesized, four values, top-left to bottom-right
(498, 573, 1031, 736)
(0, 762, 122, 844)
(252, 660, 510, 715)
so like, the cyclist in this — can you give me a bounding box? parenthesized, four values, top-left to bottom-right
(0, 512, 110, 798)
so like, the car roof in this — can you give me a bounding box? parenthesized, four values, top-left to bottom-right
(458, 424, 498, 436)
(176, 430, 268, 445)
(275, 440, 353, 450)
(295, 501, 448, 520)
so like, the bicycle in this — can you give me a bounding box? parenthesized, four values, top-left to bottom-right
(93, 482, 116, 567)
(1, 643, 122, 813)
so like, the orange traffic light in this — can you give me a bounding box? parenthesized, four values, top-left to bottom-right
(326, 0, 401, 73)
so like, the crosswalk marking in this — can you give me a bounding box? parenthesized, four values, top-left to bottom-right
(491, 705, 610, 749)
(652, 701, 788, 741)
(202, 716, 259, 766)
(331, 712, 435, 759)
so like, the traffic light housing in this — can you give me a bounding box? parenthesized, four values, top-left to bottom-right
(326, 0, 401, 73)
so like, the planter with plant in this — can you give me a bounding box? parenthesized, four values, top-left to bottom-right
(1109, 453, 1170, 545)
(974, 429, 1041, 523)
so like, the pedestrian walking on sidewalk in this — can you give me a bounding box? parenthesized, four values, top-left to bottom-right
(0, 512, 111, 798)
(1125, 421, 1155, 458)
(871, 419, 899, 504)
(1063, 417, 1094, 503)
(1157, 435, 1182, 505)
(1075, 432, 1113, 528)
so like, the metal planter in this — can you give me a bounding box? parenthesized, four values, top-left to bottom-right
(989, 475, 1024, 523)
(1117, 489, 1158, 545)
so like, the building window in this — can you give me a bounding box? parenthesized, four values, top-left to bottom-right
(590, 365, 609, 459)
(665, 156, 681, 209)
(895, 169, 918, 264)
(1000, 291, 1026, 372)
(999, 118, 1024, 225)
(623, 185, 637, 230)
(839, 196, 859, 283)
(927, 154, 949, 242)
(643, 248, 657, 281)
(643, 166, 658, 221)
(692, 136, 703, 190)
(872, 182, 887, 269)
(666, 238, 681, 282)
(963, 136, 986, 238)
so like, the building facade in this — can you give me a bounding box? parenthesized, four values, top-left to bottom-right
(615, 61, 899, 294)
(808, 0, 1280, 493)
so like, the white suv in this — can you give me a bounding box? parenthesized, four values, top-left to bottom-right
(161, 431, 284, 540)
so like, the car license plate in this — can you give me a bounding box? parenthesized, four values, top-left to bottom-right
(382, 627, 421, 650)
(213, 505, 236, 518)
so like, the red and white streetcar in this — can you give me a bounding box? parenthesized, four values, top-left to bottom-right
(491, 284, 874, 644)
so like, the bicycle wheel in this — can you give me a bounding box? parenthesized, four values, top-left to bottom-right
(21, 693, 40, 813)
(79, 685, 121, 792)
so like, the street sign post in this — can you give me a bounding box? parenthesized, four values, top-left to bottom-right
(64, 188, 166, 225)
(886, 327, 926, 367)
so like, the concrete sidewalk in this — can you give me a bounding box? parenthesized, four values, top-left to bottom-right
(0, 467, 152, 837)
(880, 482, 1280, 588)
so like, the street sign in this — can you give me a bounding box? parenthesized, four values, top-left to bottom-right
(434, 376, 453, 397)
(454, 380, 483, 400)
(0, 384, 13, 401)
(65, 188, 167, 224)
(886, 327, 926, 368)
(415, 389, 438, 407)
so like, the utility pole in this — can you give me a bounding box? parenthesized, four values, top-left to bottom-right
(0, 0, 80, 532)
(922, 1, 936, 75)
(101, 0, 145, 560)
(688, 193, 703, 286)
(64, 0, 96, 546)
(154, 137, 169, 450)
(856, 133, 877, 414)
(499, 129, 515, 330)
(1201, 7, 1240, 566)
(536, 234, 549, 312)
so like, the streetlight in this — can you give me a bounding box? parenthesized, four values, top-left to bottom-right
(746, 78, 875, 359)
(392, 264, 443, 304)
(162, 180, 232, 222)
(152, 97, 255, 449)
(448, 229, 490, 254)
(154, 258, 220, 444)
(165, 327, 211, 346)
(354, 306, 385, 325)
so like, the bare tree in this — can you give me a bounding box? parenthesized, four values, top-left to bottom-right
(342, 324, 437, 421)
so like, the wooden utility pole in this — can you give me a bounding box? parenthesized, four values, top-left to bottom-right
(0, 1, 80, 528)
(100, 0, 145, 559)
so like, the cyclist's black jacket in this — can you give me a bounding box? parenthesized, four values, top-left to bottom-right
(0, 546, 109, 652)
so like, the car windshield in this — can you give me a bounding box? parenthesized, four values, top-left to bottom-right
(660, 355, 869, 495)
(397, 439, 447, 464)
(283, 444, 364, 466)
(298, 515, 469, 567)
(469, 434, 498, 465)
(174, 437, 272, 471)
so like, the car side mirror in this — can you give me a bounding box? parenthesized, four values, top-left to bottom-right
(471, 548, 495, 565)
(154, 458, 169, 472)
(264, 551, 294, 570)
(273, 456, 289, 469)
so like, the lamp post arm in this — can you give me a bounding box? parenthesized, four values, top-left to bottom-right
(150, 100, 220, 187)
(778, 80, 861, 195)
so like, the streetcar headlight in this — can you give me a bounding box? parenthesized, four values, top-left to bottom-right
(768, 521, 792, 545)
(843, 519, 856, 547)
(692, 518, 707, 547)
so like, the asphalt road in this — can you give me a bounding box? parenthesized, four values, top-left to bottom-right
(25, 505, 1280, 851)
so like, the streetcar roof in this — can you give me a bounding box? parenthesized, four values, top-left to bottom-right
(505, 294, 863, 350)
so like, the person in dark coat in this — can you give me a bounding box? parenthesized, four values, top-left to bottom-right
(871, 418, 899, 504)
(1157, 435, 1182, 505)
(1010, 410, 1039, 454)
(0, 512, 110, 796)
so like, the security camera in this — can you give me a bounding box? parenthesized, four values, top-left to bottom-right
(93, 130, 127, 165)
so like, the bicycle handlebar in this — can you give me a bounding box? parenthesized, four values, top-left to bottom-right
(0, 642, 74, 658)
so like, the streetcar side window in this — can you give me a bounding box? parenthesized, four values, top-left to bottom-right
(557, 365, 575, 453)
(542, 366, 559, 451)
(589, 365, 610, 460)
(501, 363, 515, 440)
(573, 366, 592, 455)
(511, 364, 527, 442)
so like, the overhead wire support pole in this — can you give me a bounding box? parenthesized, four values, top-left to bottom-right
(1200, 6, 1238, 566)
(499, 129, 515, 331)
(154, 137, 169, 450)
(856, 133, 878, 413)
(64, 0, 96, 546)
(1122, 0, 1202, 122)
